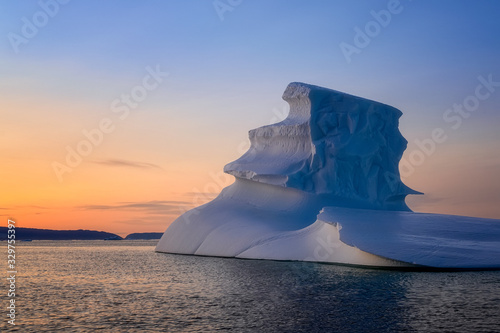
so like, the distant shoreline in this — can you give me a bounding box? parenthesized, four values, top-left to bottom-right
(0, 227, 162, 241)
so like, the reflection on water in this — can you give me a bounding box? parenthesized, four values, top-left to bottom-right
(1, 240, 499, 332)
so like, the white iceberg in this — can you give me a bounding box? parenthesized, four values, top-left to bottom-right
(156, 82, 500, 270)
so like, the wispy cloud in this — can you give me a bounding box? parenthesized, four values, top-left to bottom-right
(1, 205, 48, 209)
(92, 159, 163, 170)
(183, 191, 219, 198)
(112, 218, 170, 226)
(78, 200, 191, 215)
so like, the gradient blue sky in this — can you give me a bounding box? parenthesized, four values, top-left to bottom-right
(1, 0, 500, 234)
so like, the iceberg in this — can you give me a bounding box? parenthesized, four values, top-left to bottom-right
(156, 82, 500, 270)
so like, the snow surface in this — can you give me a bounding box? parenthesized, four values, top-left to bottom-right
(156, 82, 500, 269)
(320, 207, 500, 269)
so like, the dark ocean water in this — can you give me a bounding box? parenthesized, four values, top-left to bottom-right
(1, 240, 500, 332)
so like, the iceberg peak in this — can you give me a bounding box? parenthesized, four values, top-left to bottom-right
(224, 82, 419, 211)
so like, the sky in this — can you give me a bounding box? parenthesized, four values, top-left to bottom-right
(1, 0, 499, 236)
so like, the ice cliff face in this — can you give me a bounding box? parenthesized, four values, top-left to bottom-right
(224, 82, 419, 211)
(156, 82, 500, 270)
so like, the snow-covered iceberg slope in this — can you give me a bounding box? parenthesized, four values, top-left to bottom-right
(156, 82, 500, 269)
(318, 207, 500, 269)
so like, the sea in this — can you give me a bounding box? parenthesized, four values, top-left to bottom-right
(2, 240, 500, 332)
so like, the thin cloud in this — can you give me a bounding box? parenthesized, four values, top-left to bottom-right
(2, 205, 49, 209)
(112, 218, 171, 226)
(0, 205, 49, 212)
(92, 159, 163, 170)
(78, 200, 192, 215)
(183, 191, 219, 198)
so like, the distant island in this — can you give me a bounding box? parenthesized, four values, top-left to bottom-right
(0, 227, 121, 241)
(0, 227, 163, 241)
(125, 232, 163, 240)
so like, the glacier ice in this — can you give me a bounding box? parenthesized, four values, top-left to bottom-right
(156, 82, 500, 269)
